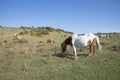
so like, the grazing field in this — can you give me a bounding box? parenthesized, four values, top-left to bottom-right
(0, 27, 120, 80)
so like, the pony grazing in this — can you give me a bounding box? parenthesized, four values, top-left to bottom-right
(61, 33, 101, 60)
(99, 34, 110, 39)
(47, 38, 54, 44)
(13, 34, 22, 41)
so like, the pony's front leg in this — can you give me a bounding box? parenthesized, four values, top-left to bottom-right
(72, 45, 77, 60)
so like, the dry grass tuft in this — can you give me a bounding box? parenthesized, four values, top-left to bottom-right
(111, 45, 120, 52)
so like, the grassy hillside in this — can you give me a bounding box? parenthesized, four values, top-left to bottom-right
(0, 27, 120, 80)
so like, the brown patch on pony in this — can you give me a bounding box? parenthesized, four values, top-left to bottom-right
(64, 36, 72, 46)
(88, 38, 97, 57)
(61, 36, 72, 53)
(87, 39, 91, 45)
(91, 38, 97, 46)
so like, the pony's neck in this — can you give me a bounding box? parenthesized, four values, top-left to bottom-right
(64, 36, 72, 46)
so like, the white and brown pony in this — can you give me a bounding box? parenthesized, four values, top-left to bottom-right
(13, 34, 22, 40)
(61, 33, 101, 60)
(99, 34, 110, 39)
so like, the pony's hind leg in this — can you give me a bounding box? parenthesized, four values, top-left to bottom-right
(88, 46, 96, 57)
(87, 39, 93, 57)
(91, 38, 97, 57)
(88, 45, 93, 57)
(88, 48, 91, 57)
(93, 46, 96, 57)
(88, 38, 97, 57)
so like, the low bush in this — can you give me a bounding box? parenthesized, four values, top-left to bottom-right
(3, 40, 8, 43)
(30, 31, 35, 36)
(19, 30, 28, 35)
(38, 41, 45, 44)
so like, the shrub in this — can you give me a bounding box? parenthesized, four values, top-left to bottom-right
(35, 32, 42, 37)
(19, 30, 28, 35)
(56, 28, 64, 33)
(46, 27, 55, 32)
(30, 31, 35, 36)
(3, 40, 8, 43)
(38, 41, 45, 44)
(0, 33, 3, 35)
(42, 31, 49, 35)
(19, 31, 24, 35)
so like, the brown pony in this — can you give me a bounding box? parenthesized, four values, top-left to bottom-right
(61, 33, 101, 60)
(47, 38, 54, 44)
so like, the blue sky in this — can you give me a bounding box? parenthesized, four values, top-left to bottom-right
(0, 0, 120, 33)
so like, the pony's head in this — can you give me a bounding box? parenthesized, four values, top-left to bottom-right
(61, 42, 67, 53)
(61, 35, 72, 53)
(13, 34, 18, 37)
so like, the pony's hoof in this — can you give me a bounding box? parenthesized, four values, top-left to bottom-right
(87, 56, 89, 58)
(92, 55, 96, 58)
(74, 58, 77, 60)
(74, 57, 77, 60)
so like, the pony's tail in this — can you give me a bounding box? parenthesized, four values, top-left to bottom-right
(96, 36, 101, 50)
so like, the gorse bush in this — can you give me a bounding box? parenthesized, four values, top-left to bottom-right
(19, 31, 24, 35)
(38, 41, 45, 44)
(19, 26, 73, 36)
(42, 31, 49, 35)
(56, 28, 64, 33)
(19, 30, 28, 35)
(30, 31, 35, 36)
(0, 33, 3, 35)
(35, 32, 43, 37)
(3, 40, 8, 43)
(45, 27, 54, 32)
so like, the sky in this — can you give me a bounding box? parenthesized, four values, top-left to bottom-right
(0, 0, 120, 33)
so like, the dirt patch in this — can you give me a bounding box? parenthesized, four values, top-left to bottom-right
(100, 41, 109, 46)
(111, 45, 120, 52)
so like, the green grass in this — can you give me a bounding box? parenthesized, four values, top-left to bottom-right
(0, 27, 120, 80)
